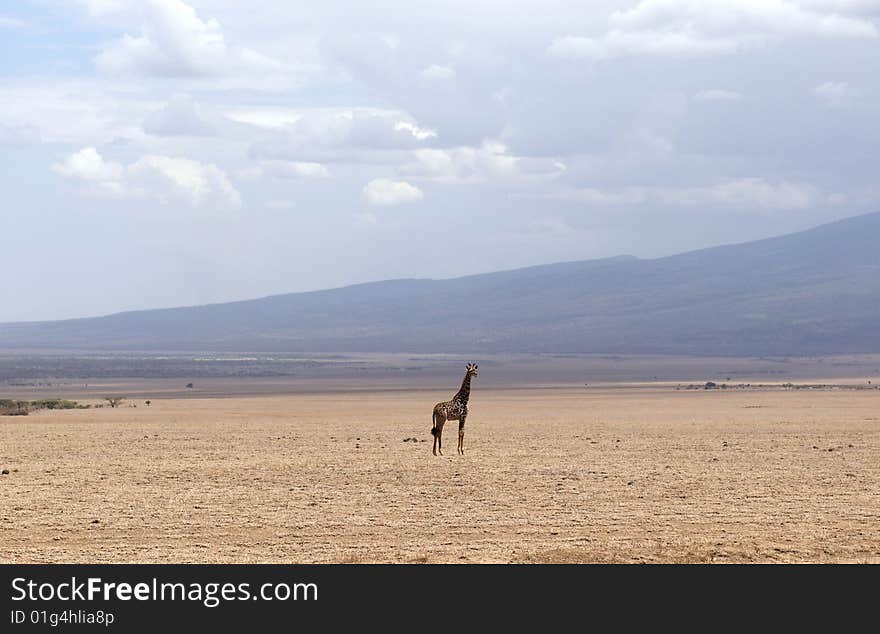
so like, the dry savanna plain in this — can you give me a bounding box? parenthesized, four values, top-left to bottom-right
(1, 354, 879, 563)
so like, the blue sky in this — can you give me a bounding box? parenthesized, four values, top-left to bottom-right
(2, 0, 879, 321)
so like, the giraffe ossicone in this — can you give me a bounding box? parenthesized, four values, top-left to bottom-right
(431, 363, 478, 456)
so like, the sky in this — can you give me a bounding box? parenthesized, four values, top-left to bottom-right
(2, 0, 879, 322)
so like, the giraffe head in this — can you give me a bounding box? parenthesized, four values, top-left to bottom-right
(466, 363, 478, 378)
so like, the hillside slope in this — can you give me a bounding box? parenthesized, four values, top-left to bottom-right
(2, 212, 879, 355)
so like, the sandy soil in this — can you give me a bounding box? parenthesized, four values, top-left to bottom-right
(1, 385, 878, 563)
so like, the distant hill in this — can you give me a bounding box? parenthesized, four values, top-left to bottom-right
(3, 212, 879, 355)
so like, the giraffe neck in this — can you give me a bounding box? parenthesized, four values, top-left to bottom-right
(455, 372, 472, 404)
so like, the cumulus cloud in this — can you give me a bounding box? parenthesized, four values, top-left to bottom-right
(408, 141, 517, 184)
(318, 30, 505, 147)
(393, 121, 437, 141)
(361, 178, 423, 206)
(93, 0, 283, 77)
(403, 140, 563, 185)
(241, 107, 438, 163)
(53, 146, 241, 208)
(128, 155, 241, 207)
(53, 146, 124, 182)
(548, 0, 878, 61)
(143, 95, 215, 136)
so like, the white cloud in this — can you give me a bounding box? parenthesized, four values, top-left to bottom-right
(53, 146, 124, 182)
(228, 107, 433, 147)
(93, 0, 284, 78)
(694, 89, 743, 101)
(814, 81, 851, 106)
(128, 155, 241, 207)
(393, 121, 437, 141)
(241, 108, 439, 163)
(404, 140, 563, 185)
(143, 95, 215, 136)
(223, 108, 305, 130)
(409, 140, 516, 184)
(264, 160, 329, 179)
(53, 146, 241, 208)
(420, 64, 456, 80)
(361, 178, 423, 206)
(549, 0, 878, 61)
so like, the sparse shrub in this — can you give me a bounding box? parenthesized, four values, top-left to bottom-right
(104, 397, 125, 408)
(0, 400, 30, 416)
(2, 399, 92, 415)
(30, 399, 79, 410)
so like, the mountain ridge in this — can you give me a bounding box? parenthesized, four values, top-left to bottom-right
(3, 212, 879, 355)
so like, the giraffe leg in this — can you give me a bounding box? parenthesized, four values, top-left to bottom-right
(458, 417, 466, 455)
(433, 416, 445, 456)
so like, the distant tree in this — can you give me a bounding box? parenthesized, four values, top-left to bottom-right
(185, 383, 194, 389)
(104, 397, 125, 408)
(145, 400, 151, 406)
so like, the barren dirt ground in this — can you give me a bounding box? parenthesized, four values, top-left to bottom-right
(1, 386, 879, 563)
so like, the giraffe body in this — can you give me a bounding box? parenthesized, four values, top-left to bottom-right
(431, 363, 478, 455)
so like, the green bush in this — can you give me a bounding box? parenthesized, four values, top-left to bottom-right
(1, 398, 87, 415)
(0, 400, 30, 416)
(29, 399, 79, 410)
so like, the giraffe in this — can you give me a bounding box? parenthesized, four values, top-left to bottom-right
(431, 363, 478, 456)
